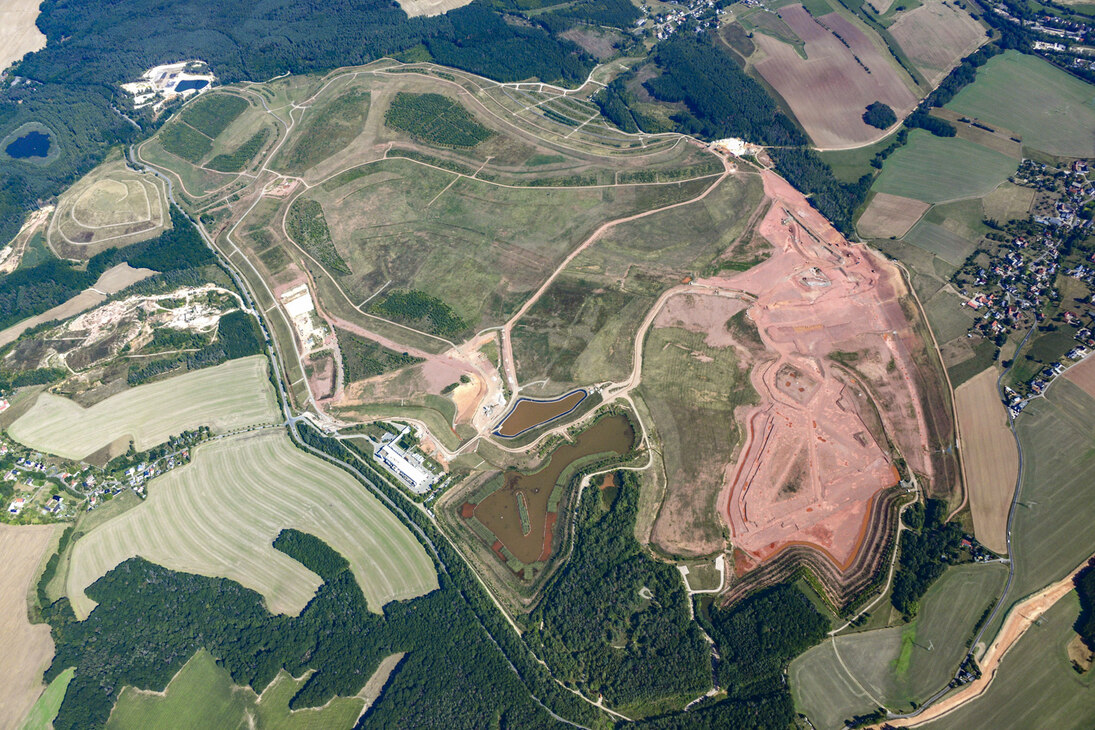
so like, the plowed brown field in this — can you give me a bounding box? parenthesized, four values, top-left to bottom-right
(752, 4, 917, 148)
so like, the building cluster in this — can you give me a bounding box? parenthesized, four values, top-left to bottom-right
(373, 426, 439, 495)
(2, 429, 207, 524)
(953, 159, 1094, 403)
(636, 0, 719, 39)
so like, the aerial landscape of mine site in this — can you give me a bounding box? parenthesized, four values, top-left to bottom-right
(0, 0, 1095, 728)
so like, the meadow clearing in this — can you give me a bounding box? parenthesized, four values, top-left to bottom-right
(954, 367, 1016, 554)
(65, 430, 437, 619)
(0, 525, 60, 730)
(105, 649, 371, 730)
(9, 356, 277, 460)
(888, 0, 986, 86)
(791, 562, 1007, 727)
(750, 3, 917, 147)
(945, 50, 1095, 158)
(47, 153, 170, 257)
(870, 130, 1018, 203)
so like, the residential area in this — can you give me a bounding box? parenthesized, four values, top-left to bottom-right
(951, 157, 1095, 407)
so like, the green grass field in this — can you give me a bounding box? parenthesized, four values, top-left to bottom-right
(872, 130, 1018, 203)
(638, 324, 756, 555)
(65, 429, 437, 619)
(7, 356, 278, 460)
(981, 378, 1095, 640)
(923, 592, 1095, 729)
(512, 173, 763, 391)
(946, 50, 1095, 158)
(304, 157, 715, 331)
(18, 667, 74, 730)
(106, 650, 367, 730)
(791, 562, 1007, 727)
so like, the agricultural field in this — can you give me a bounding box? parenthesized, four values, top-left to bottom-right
(7, 356, 278, 460)
(887, 0, 986, 86)
(0, 525, 60, 730)
(105, 649, 370, 730)
(18, 668, 74, 730)
(857, 193, 929, 239)
(945, 51, 1095, 158)
(0, 0, 45, 74)
(921, 592, 1095, 730)
(47, 152, 170, 257)
(954, 367, 1016, 554)
(748, 3, 918, 147)
(870, 130, 1018, 203)
(64, 429, 438, 619)
(790, 562, 1007, 727)
(982, 377, 1095, 639)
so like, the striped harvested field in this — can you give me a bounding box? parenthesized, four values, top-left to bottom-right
(65, 429, 437, 619)
(955, 367, 1016, 554)
(7, 356, 278, 460)
(889, 0, 987, 86)
(0, 524, 60, 730)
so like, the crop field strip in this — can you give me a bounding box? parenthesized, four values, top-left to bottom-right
(65, 429, 438, 619)
(747, 2, 918, 148)
(8, 356, 278, 460)
(953, 367, 1016, 554)
(790, 562, 1007, 726)
(0, 524, 62, 730)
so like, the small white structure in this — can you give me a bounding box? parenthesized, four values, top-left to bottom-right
(8, 497, 25, 515)
(280, 284, 327, 350)
(711, 137, 763, 158)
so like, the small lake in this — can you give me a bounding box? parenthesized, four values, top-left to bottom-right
(174, 79, 209, 93)
(494, 389, 587, 438)
(473, 414, 634, 565)
(6, 131, 50, 159)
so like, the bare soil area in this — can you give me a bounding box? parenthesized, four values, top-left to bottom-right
(0, 524, 60, 730)
(857, 193, 930, 240)
(395, 0, 472, 17)
(0, 0, 46, 74)
(954, 367, 1016, 554)
(709, 170, 933, 572)
(1064, 353, 1095, 400)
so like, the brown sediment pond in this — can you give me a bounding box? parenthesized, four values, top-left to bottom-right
(473, 414, 634, 564)
(493, 389, 587, 438)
